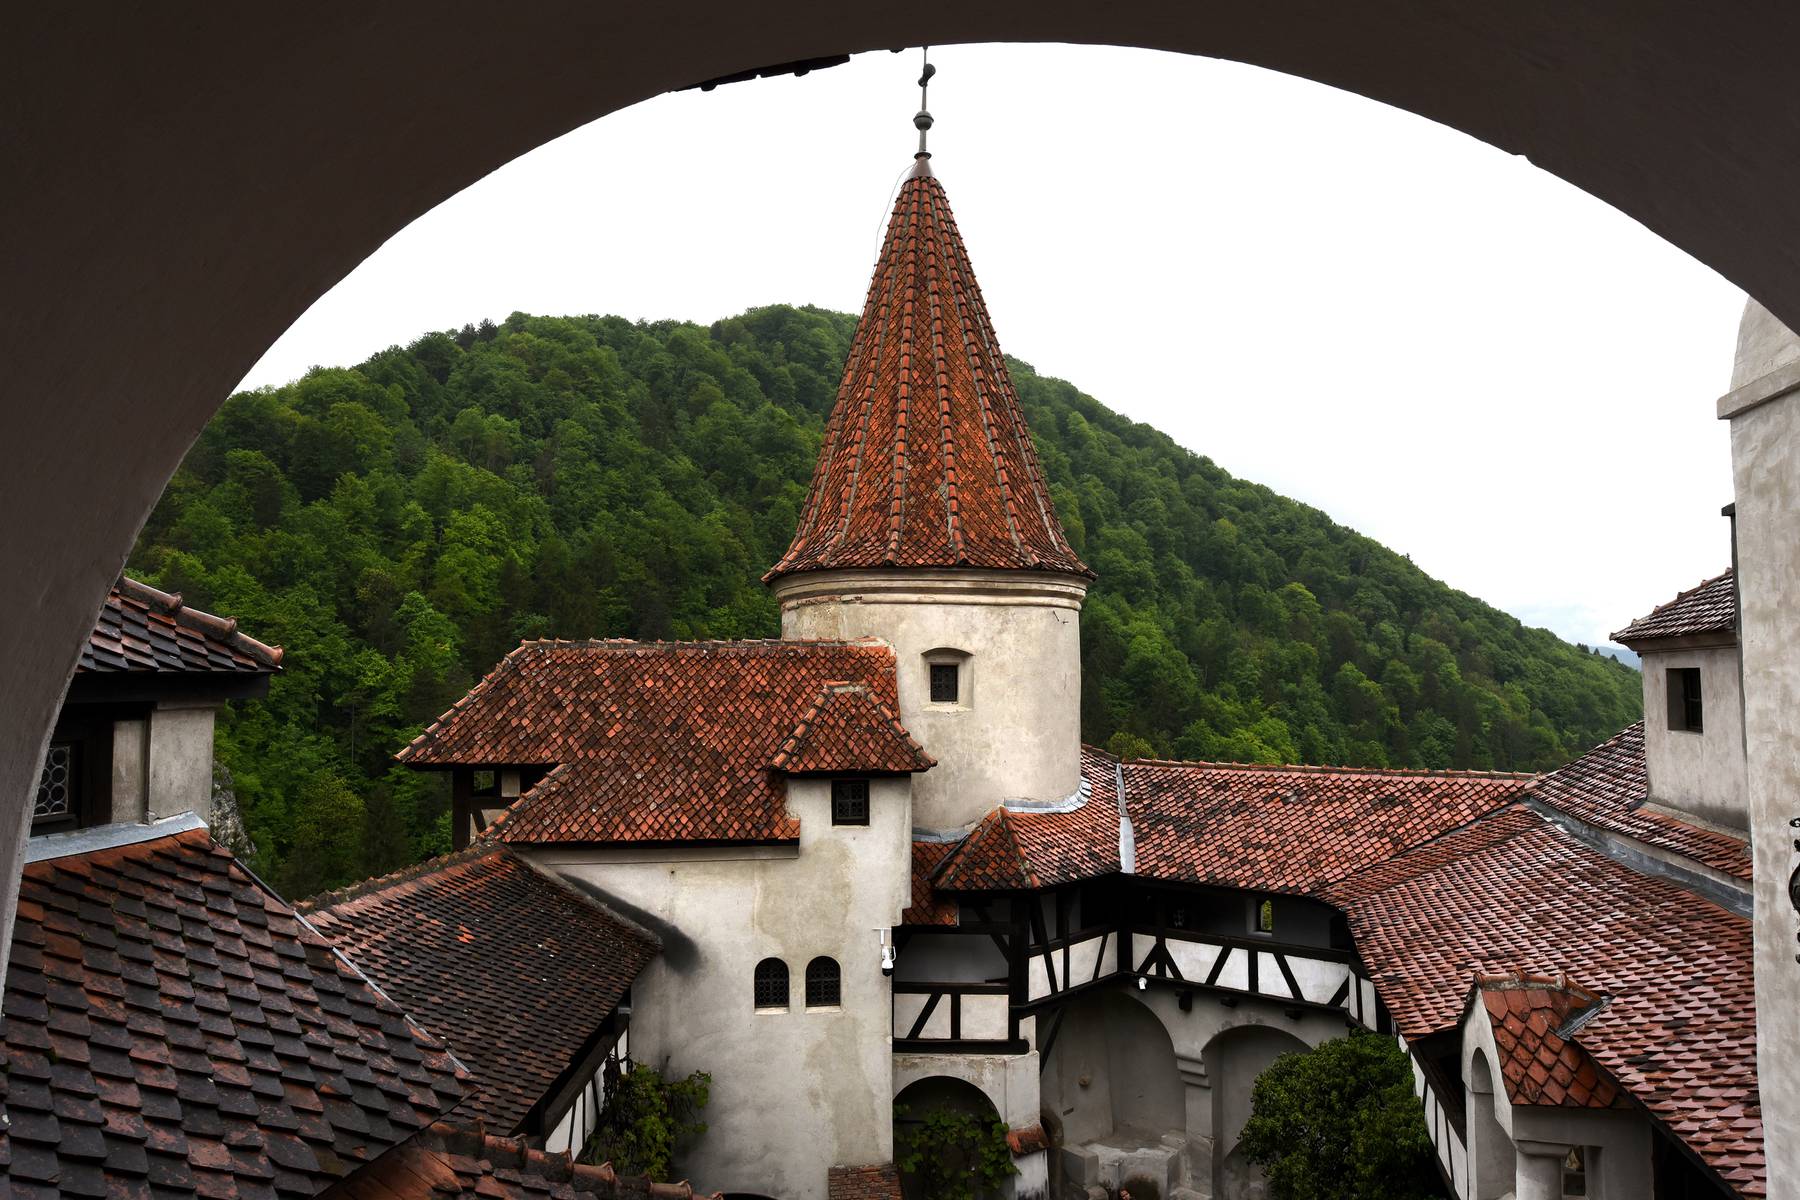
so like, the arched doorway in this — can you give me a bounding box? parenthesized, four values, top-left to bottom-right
(1203, 1024, 1309, 1200)
(893, 1076, 1006, 1200)
(1040, 991, 1186, 1191)
(1468, 1050, 1517, 1200)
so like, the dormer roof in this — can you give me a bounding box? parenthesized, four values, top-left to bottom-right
(767, 160, 1090, 583)
(1612, 568, 1736, 646)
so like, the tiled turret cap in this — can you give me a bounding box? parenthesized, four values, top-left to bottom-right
(766, 159, 1092, 582)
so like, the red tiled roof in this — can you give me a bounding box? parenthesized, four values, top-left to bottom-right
(1329, 807, 1763, 1196)
(398, 639, 907, 844)
(1612, 569, 1736, 644)
(80, 576, 282, 673)
(770, 682, 935, 775)
(1122, 759, 1535, 893)
(767, 160, 1090, 583)
(299, 848, 659, 1135)
(930, 747, 1125, 894)
(826, 1163, 903, 1200)
(1531, 723, 1753, 880)
(903, 841, 959, 926)
(324, 1121, 715, 1200)
(933, 809, 1035, 891)
(0, 829, 468, 1200)
(1468, 972, 1624, 1109)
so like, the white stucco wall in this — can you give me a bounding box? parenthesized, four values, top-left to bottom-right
(146, 702, 216, 823)
(1639, 644, 1749, 830)
(1722, 298, 1800, 1199)
(110, 717, 148, 824)
(523, 775, 912, 1200)
(773, 569, 1087, 833)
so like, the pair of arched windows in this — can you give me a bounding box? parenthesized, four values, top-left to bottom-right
(753, 956, 840, 1010)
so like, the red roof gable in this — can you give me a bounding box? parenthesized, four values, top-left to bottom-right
(1612, 568, 1736, 644)
(1328, 807, 1763, 1196)
(771, 682, 935, 775)
(767, 160, 1089, 582)
(300, 848, 659, 1134)
(1469, 972, 1624, 1109)
(0, 829, 467, 1200)
(399, 639, 910, 844)
(81, 576, 282, 674)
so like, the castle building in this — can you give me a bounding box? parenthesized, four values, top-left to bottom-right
(388, 155, 1764, 1200)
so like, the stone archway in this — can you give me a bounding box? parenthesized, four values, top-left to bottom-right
(894, 1076, 1006, 1200)
(1041, 990, 1187, 1194)
(11, 10, 1800, 1191)
(1202, 1024, 1309, 1200)
(1468, 1050, 1518, 1200)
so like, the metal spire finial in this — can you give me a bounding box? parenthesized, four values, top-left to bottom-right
(914, 47, 935, 160)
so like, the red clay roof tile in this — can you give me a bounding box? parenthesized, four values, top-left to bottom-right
(767, 162, 1089, 583)
(398, 640, 911, 845)
(324, 1120, 718, 1200)
(0, 830, 467, 1200)
(1612, 569, 1736, 644)
(903, 842, 959, 926)
(1530, 723, 1752, 880)
(1327, 807, 1762, 1195)
(80, 576, 282, 674)
(771, 682, 935, 775)
(299, 848, 659, 1134)
(1468, 972, 1624, 1109)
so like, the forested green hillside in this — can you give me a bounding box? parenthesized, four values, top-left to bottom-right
(133, 306, 1640, 894)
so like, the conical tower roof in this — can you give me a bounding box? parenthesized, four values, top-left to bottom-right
(767, 161, 1092, 583)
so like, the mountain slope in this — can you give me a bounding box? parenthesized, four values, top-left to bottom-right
(133, 306, 1640, 894)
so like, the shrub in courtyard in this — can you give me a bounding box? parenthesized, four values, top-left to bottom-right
(894, 1103, 1018, 1200)
(1236, 1030, 1445, 1200)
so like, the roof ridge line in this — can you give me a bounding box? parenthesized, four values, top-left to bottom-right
(116, 574, 285, 667)
(885, 181, 921, 564)
(294, 843, 502, 913)
(1125, 755, 1540, 781)
(923, 181, 965, 563)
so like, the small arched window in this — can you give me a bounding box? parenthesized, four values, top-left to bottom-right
(753, 958, 789, 1010)
(805, 956, 841, 1008)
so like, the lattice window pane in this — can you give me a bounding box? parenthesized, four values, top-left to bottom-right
(929, 663, 959, 704)
(805, 956, 841, 1007)
(34, 743, 74, 821)
(753, 958, 789, 1009)
(831, 778, 869, 826)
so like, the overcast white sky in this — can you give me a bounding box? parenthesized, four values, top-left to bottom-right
(242, 44, 1745, 651)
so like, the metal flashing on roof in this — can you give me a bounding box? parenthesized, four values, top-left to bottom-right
(24, 809, 206, 864)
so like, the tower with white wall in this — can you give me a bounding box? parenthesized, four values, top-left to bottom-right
(766, 158, 1092, 834)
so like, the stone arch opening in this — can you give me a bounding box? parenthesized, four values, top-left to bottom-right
(1203, 1023, 1309, 1200)
(1468, 1049, 1517, 1200)
(893, 1075, 1004, 1200)
(1040, 990, 1186, 1192)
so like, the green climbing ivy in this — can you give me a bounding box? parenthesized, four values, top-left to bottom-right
(581, 1065, 712, 1182)
(894, 1104, 1018, 1200)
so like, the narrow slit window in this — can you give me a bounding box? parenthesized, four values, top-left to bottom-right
(805, 956, 841, 1008)
(929, 662, 959, 704)
(1255, 897, 1276, 935)
(831, 778, 869, 826)
(753, 958, 789, 1010)
(1667, 667, 1704, 733)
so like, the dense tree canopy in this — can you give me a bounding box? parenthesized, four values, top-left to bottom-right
(132, 306, 1640, 894)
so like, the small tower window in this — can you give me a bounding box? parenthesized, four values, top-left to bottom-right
(1251, 896, 1276, 936)
(753, 958, 789, 1010)
(805, 956, 841, 1008)
(1668, 667, 1704, 733)
(33, 742, 78, 831)
(831, 778, 870, 826)
(1562, 1146, 1588, 1197)
(929, 662, 959, 704)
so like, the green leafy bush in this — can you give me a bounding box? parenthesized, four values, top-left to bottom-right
(1236, 1031, 1446, 1200)
(894, 1104, 1018, 1200)
(581, 1065, 711, 1181)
